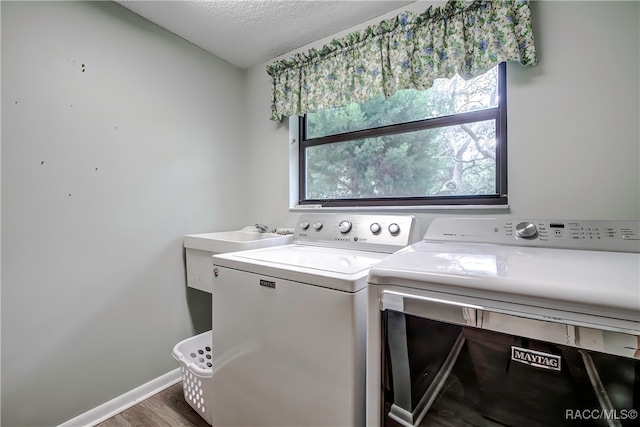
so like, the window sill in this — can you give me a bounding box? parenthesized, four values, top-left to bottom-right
(289, 204, 510, 213)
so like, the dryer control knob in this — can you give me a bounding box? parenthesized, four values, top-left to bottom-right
(338, 220, 352, 234)
(370, 223, 382, 234)
(515, 222, 538, 239)
(300, 221, 310, 230)
(388, 223, 401, 235)
(313, 221, 323, 231)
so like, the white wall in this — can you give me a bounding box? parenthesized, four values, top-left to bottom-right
(507, 1, 640, 220)
(245, 1, 640, 231)
(1, 2, 246, 425)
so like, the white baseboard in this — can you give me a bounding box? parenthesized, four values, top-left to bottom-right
(58, 368, 182, 427)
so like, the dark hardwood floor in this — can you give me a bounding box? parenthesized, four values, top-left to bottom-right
(96, 382, 209, 427)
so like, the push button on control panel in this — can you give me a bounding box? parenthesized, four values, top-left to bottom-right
(370, 223, 382, 234)
(388, 223, 401, 236)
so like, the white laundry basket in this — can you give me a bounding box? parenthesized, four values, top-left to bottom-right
(172, 330, 213, 425)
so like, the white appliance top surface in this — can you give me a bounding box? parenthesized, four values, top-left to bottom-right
(214, 244, 389, 292)
(234, 245, 386, 274)
(369, 240, 640, 327)
(212, 214, 419, 293)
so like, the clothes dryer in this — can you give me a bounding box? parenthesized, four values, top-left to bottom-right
(366, 218, 640, 427)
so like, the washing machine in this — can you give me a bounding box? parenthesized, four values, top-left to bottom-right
(210, 214, 419, 427)
(366, 218, 640, 427)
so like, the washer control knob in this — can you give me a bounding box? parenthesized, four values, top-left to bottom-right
(388, 223, 401, 235)
(370, 223, 382, 234)
(300, 221, 310, 230)
(313, 221, 323, 231)
(338, 220, 352, 234)
(515, 222, 538, 239)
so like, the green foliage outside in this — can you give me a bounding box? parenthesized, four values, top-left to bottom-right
(305, 66, 499, 200)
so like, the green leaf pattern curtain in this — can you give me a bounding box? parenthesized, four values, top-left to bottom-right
(266, 0, 537, 122)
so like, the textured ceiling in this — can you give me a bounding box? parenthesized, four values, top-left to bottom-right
(116, 1, 414, 69)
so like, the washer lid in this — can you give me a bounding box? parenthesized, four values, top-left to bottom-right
(214, 244, 388, 292)
(235, 245, 384, 274)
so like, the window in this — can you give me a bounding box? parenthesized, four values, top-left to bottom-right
(298, 63, 507, 207)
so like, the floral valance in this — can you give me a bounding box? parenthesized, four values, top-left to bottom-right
(266, 0, 537, 122)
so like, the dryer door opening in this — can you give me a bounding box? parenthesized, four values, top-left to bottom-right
(380, 291, 640, 427)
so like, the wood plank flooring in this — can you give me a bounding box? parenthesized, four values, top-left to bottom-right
(96, 382, 209, 427)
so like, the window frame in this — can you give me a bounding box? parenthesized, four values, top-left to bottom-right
(297, 62, 508, 208)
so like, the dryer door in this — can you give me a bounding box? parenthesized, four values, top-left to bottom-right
(380, 291, 640, 427)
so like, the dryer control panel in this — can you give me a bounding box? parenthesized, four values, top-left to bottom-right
(424, 218, 640, 253)
(295, 214, 420, 254)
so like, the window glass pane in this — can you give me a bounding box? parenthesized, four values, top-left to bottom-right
(305, 120, 497, 199)
(306, 66, 499, 139)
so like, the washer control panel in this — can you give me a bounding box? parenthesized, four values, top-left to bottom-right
(425, 218, 640, 253)
(295, 214, 419, 253)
